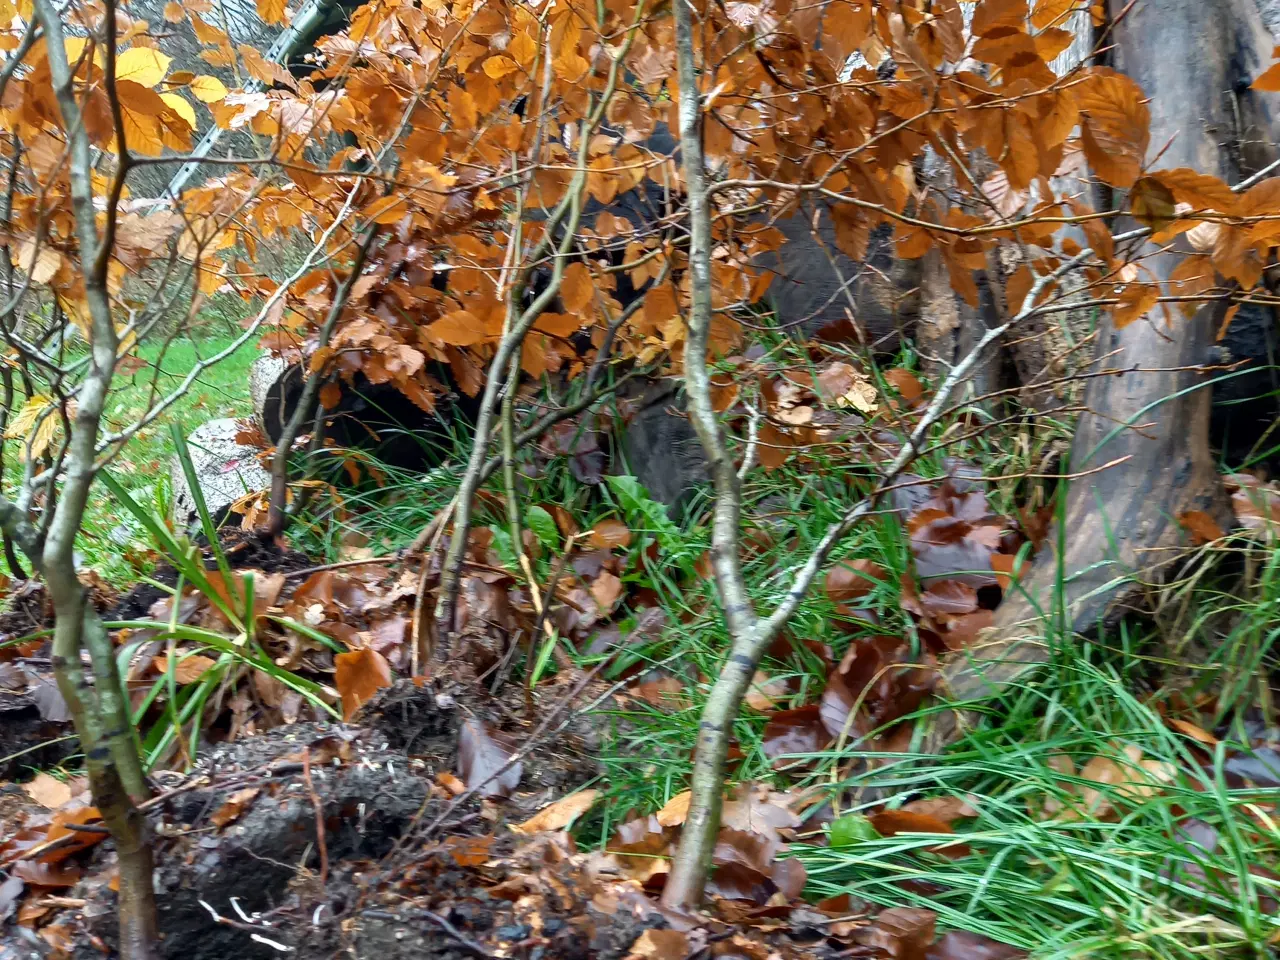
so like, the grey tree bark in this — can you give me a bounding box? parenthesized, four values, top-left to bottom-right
(939, 0, 1280, 719)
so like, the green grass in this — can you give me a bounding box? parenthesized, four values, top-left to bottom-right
(77, 335, 259, 584)
(70, 321, 1276, 956)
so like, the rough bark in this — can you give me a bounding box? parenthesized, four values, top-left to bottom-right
(939, 0, 1280, 713)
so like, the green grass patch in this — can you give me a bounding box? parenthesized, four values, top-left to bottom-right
(76, 335, 259, 584)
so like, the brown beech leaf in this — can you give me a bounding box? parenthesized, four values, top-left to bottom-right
(927, 930, 1027, 959)
(884, 368, 924, 406)
(744, 670, 790, 712)
(607, 815, 674, 883)
(627, 929, 689, 958)
(334, 646, 392, 721)
(825, 559, 887, 602)
(210, 787, 260, 828)
(23, 773, 72, 810)
(902, 794, 980, 824)
(590, 570, 624, 612)
(511, 789, 598, 834)
(1076, 69, 1150, 189)
(589, 518, 632, 549)
(655, 790, 691, 827)
(870, 808, 955, 837)
(857, 908, 937, 959)
(762, 705, 828, 761)
(1168, 717, 1219, 745)
(153, 653, 217, 685)
(1129, 176, 1178, 232)
(458, 719, 523, 799)
(1178, 509, 1225, 544)
(919, 580, 979, 619)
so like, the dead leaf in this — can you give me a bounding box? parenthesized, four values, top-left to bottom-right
(590, 570, 624, 611)
(334, 646, 392, 721)
(884, 368, 924, 406)
(589, 518, 633, 549)
(656, 790, 691, 827)
(626, 928, 689, 959)
(744, 670, 790, 712)
(512, 789, 599, 834)
(23, 773, 72, 810)
(870, 808, 955, 837)
(901, 795, 979, 824)
(825, 559, 887, 602)
(153, 652, 217, 685)
(1169, 718, 1219, 746)
(1178, 509, 1225, 544)
(458, 719, 522, 799)
(210, 787, 260, 828)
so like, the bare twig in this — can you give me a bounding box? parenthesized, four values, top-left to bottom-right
(301, 747, 329, 885)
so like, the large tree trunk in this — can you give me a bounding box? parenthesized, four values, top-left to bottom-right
(940, 0, 1280, 708)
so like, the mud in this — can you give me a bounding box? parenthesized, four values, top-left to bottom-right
(31, 680, 616, 960)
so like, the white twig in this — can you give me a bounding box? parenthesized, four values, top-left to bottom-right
(736, 403, 761, 481)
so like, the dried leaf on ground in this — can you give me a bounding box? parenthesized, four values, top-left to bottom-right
(590, 518, 633, 549)
(334, 646, 392, 721)
(512, 789, 599, 834)
(656, 790, 691, 827)
(825, 558, 887, 602)
(153, 652, 217, 684)
(902, 795, 979, 824)
(22, 773, 72, 810)
(626, 928, 689, 959)
(927, 929, 1027, 959)
(458, 719, 523, 799)
(210, 787, 261, 828)
(762, 705, 829, 761)
(744, 670, 790, 711)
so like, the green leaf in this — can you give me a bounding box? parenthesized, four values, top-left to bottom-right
(525, 505, 560, 551)
(488, 524, 517, 570)
(829, 814, 879, 847)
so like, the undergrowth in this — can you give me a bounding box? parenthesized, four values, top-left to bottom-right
(132, 328, 1276, 957)
(72, 334, 259, 584)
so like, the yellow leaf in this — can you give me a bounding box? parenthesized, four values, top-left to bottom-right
(159, 92, 196, 129)
(188, 74, 228, 102)
(483, 54, 519, 79)
(655, 790, 691, 827)
(17, 238, 60, 284)
(511, 789, 598, 834)
(256, 0, 286, 23)
(509, 30, 537, 68)
(115, 47, 172, 88)
(5, 394, 57, 460)
(163, 0, 184, 21)
(64, 36, 99, 66)
(4, 395, 50, 440)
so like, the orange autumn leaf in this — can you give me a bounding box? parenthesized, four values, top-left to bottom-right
(589, 518, 632, 548)
(1177, 509, 1225, 544)
(334, 646, 392, 721)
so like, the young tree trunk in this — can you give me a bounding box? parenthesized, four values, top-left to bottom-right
(938, 0, 1280, 720)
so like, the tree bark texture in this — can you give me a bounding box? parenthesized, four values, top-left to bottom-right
(941, 0, 1280, 708)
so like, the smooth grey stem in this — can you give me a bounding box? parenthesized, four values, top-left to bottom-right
(28, 0, 158, 953)
(432, 3, 648, 656)
(663, 165, 1098, 905)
